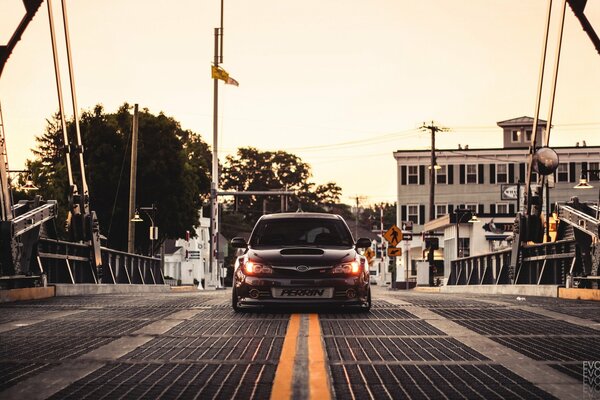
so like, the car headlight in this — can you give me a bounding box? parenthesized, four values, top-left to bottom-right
(243, 260, 273, 275)
(332, 260, 361, 275)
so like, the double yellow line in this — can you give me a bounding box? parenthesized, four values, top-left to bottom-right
(270, 314, 331, 400)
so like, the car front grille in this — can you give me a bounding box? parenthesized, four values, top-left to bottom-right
(271, 266, 333, 278)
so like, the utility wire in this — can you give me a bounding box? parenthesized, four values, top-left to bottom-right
(106, 123, 133, 241)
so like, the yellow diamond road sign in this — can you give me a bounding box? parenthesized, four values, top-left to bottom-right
(387, 247, 402, 257)
(383, 225, 402, 247)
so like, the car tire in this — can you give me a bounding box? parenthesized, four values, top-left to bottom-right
(360, 288, 372, 312)
(232, 286, 241, 312)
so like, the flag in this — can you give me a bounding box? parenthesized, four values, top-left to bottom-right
(211, 65, 239, 86)
(226, 76, 239, 87)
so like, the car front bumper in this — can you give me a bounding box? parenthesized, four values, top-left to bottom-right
(234, 274, 369, 308)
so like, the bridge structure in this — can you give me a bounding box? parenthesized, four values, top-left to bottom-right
(0, 2, 598, 399)
(1, 0, 599, 296)
(0, 0, 163, 291)
(446, 0, 600, 294)
(449, 198, 600, 289)
(1, 287, 599, 399)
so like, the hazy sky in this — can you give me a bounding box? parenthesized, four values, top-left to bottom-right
(1, 0, 599, 205)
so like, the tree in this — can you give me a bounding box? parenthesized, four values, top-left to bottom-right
(221, 147, 311, 217)
(220, 147, 345, 228)
(359, 203, 397, 231)
(26, 104, 212, 253)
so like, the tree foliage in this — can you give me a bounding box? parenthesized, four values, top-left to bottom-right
(26, 104, 211, 253)
(220, 147, 345, 231)
(358, 203, 397, 231)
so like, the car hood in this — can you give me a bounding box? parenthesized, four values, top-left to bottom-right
(246, 247, 356, 266)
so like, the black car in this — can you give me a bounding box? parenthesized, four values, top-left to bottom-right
(230, 212, 372, 312)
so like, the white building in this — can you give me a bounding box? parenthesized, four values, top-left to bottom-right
(163, 212, 211, 287)
(394, 116, 600, 282)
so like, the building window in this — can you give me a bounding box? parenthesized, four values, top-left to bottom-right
(464, 204, 478, 212)
(436, 165, 447, 184)
(589, 162, 599, 182)
(525, 130, 532, 142)
(511, 130, 521, 143)
(408, 165, 419, 184)
(435, 204, 448, 219)
(557, 163, 569, 182)
(458, 238, 470, 258)
(407, 204, 419, 224)
(465, 164, 477, 183)
(496, 164, 508, 183)
(496, 203, 509, 214)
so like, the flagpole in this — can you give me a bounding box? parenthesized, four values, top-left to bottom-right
(210, 0, 237, 290)
(211, 24, 222, 289)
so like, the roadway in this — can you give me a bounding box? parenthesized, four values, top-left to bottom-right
(0, 287, 599, 399)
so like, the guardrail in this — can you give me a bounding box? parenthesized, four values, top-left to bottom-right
(448, 240, 577, 286)
(448, 249, 511, 285)
(37, 238, 164, 285)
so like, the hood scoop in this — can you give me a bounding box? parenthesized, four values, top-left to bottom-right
(280, 248, 324, 256)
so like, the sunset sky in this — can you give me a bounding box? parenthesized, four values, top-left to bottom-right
(1, 0, 599, 205)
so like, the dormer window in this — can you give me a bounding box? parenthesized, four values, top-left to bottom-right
(511, 130, 521, 143)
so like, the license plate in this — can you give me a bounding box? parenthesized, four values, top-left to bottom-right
(271, 287, 334, 298)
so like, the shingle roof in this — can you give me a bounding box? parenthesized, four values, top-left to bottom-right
(497, 116, 547, 126)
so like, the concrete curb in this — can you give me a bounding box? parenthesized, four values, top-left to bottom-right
(440, 284, 559, 297)
(53, 284, 171, 296)
(0, 287, 55, 303)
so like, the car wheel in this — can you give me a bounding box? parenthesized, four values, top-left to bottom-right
(360, 288, 372, 312)
(232, 286, 242, 312)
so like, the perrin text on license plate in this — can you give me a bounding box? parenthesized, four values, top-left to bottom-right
(272, 288, 334, 298)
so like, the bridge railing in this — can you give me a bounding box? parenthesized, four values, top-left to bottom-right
(448, 239, 576, 286)
(101, 247, 164, 285)
(448, 249, 511, 285)
(37, 238, 164, 285)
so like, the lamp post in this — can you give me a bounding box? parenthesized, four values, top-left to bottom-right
(454, 208, 478, 259)
(2, 170, 37, 220)
(574, 168, 600, 221)
(7, 170, 38, 191)
(131, 204, 158, 257)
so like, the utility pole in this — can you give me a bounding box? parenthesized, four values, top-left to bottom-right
(420, 121, 447, 286)
(211, 0, 225, 289)
(127, 104, 139, 253)
(351, 195, 367, 238)
(420, 122, 447, 222)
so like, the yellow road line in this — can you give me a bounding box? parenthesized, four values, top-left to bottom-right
(271, 313, 300, 400)
(308, 313, 331, 400)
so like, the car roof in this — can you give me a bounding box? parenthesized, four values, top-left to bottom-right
(258, 212, 343, 221)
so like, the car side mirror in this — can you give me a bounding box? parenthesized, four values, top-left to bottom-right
(355, 237, 371, 249)
(231, 237, 248, 248)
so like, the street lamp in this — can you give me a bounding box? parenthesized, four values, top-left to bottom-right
(573, 168, 600, 221)
(131, 204, 158, 257)
(8, 170, 38, 191)
(454, 208, 478, 259)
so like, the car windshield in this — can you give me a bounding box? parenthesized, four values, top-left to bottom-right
(250, 218, 354, 248)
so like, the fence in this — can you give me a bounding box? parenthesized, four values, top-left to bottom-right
(448, 240, 577, 286)
(37, 238, 164, 285)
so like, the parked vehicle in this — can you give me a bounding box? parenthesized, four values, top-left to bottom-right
(230, 212, 372, 312)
